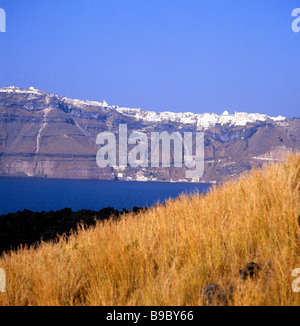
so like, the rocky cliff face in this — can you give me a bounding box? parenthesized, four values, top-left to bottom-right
(0, 86, 299, 183)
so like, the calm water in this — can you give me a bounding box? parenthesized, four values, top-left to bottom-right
(0, 177, 211, 216)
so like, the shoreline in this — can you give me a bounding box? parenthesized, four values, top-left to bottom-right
(0, 174, 216, 184)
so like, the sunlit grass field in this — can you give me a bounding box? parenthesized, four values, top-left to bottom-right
(0, 154, 299, 306)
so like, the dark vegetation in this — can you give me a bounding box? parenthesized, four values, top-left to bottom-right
(0, 206, 147, 254)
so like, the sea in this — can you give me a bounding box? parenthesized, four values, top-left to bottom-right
(0, 177, 211, 216)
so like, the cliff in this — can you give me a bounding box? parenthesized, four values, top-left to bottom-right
(0, 86, 299, 183)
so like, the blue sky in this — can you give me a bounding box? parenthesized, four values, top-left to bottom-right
(0, 0, 299, 117)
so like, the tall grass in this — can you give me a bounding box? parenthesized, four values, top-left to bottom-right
(0, 154, 299, 306)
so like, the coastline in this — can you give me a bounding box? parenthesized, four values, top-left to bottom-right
(0, 174, 215, 184)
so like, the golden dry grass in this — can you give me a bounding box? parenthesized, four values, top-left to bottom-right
(0, 154, 299, 306)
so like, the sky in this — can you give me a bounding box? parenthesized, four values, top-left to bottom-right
(0, 0, 299, 117)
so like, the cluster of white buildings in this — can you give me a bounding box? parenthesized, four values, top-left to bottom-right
(115, 107, 286, 128)
(0, 87, 286, 128)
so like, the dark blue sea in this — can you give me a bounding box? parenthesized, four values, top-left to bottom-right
(0, 177, 211, 216)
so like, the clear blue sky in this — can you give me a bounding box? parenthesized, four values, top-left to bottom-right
(0, 0, 299, 117)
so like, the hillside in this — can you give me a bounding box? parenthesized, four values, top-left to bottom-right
(1, 87, 299, 183)
(0, 153, 299, 306)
